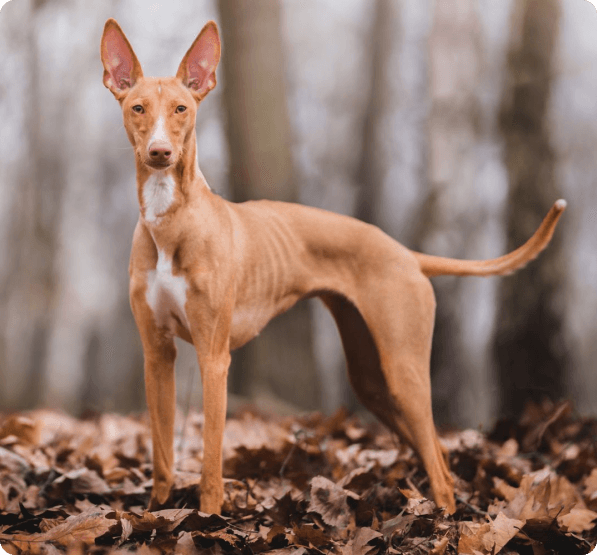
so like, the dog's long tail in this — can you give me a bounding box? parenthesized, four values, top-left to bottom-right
(413, 199, 566, 278)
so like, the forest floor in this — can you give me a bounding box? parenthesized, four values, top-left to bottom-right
(0, 400, 596, 554)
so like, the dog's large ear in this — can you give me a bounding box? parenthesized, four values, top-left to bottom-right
(176, 21, 221, 102)
(101, 18, 143, 100)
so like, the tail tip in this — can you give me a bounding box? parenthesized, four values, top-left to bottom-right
(555, 198, 567, 211)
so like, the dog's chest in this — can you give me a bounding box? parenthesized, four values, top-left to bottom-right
(145, 250, 189, 333)
(143, 172, 175, 223)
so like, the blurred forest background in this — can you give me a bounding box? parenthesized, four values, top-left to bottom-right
(1, 0, 597, 429)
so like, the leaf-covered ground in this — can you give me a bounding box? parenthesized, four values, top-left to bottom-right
(0, 401, 596, 554)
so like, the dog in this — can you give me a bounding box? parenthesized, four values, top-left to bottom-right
(100, 18, 566, 514)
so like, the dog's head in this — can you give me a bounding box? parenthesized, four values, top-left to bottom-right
(100, 19, 220, 171)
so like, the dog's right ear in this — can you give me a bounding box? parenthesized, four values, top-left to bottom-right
(101, 19, 143, 100)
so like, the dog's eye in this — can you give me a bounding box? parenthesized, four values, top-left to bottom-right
(132, 105, 144, 114)
(176, 105, 187, 114)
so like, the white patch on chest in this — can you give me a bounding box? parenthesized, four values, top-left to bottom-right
(145, 250, 189, 334)
(143, 171, 175, 222)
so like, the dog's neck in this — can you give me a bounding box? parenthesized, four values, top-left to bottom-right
(135, 132, 210, 226)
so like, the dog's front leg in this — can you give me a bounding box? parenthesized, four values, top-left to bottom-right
(197, 350, 230, 514)
(186, 290, 233, 514)
(130, 285, 177, 510)
(144, 338, 177, 510)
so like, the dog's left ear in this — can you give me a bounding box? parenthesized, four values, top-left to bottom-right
(177, 21, 221, 102)
(101, 18, 143, 100)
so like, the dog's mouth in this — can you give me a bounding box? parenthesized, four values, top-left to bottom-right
(145, 159, 174, 170)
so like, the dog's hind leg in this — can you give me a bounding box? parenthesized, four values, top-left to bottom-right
(321, 275, 455, 513)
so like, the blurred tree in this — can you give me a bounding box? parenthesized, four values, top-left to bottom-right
(355, 0, 393, 227)
(349, 0, 395, 413)
(494, 0, 569, 416)
(217, 0, 319, 410)
(416, 0, 484, 426)
(0, 0, 61, 410)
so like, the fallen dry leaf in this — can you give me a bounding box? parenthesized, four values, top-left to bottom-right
(430, 535, 450, 555)
(0, 415, 39, 445)
(0, 507, 114, 547)
(558, 507, 597, 533)
(458, 521, 491, 555)
(348, 526, 384, 555)
(308, 475, 357, 528)
(583, 467, 597, 507)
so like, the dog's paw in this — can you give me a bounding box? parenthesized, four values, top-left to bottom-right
(148, 489, 173, 511)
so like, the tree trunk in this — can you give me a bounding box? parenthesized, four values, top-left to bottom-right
(417, 0, 485, 427)
(0, 0, 63, 410)
(494, 0, 568, 416)
(355, 0, 393, 227)
(217, 0, 319, 410)
(348, 0, 395, 413)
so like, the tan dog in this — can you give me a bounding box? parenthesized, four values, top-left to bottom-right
(100, 19, 566, 515)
